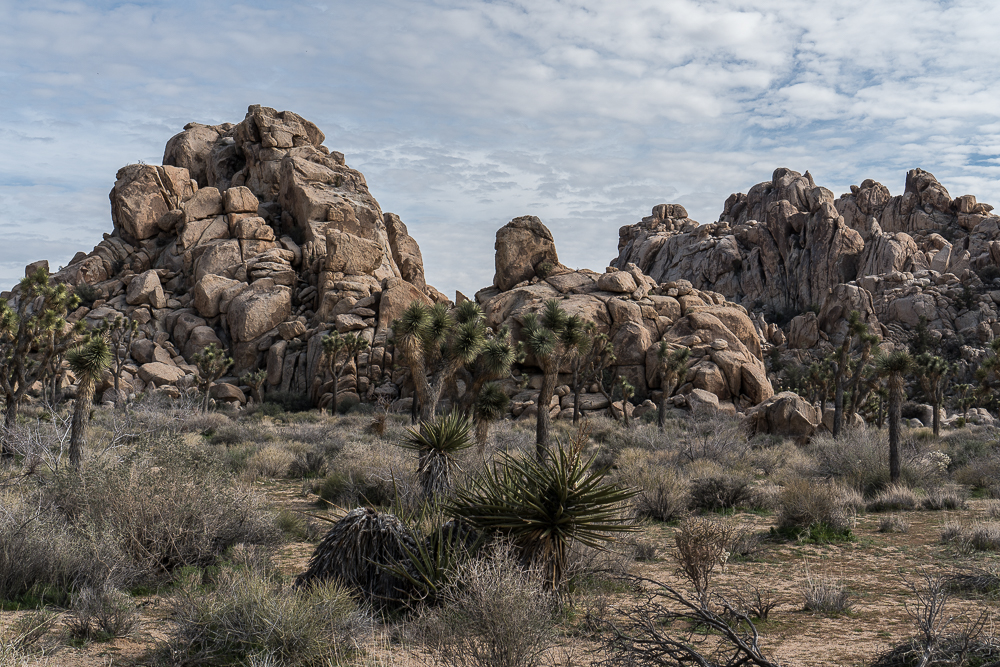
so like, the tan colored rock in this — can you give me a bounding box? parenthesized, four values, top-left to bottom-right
(788, 312, 819, 349)
(179, 215, 229, 249)
(385, 212, 426, 291)
(494, 216, 559, 291)
(110, 164, 194, 242)
(687, 388, 720, 415)
(193, 274, 242, 318)
(326, 230, 383, 275)
(183, 325, 223, 361)
(138, 362, 185, 386)
(183, 187, 224, 223)
(744, 391, 821, 437)
(163, 122, 224, 188)
(210, 382, 246, 404)
(194, 240, 243, 282)
(597, 271, 637, 294)
(228, 282, 292, 343)
(378, 277, 433, 330)
(224, 186, 260, 214)
(611, 322, 653, 366)
(689, 361, 730, 399)
(131, 339, 173, 365)
(279, 320, 307, 340)
(126, 270, 166, 309)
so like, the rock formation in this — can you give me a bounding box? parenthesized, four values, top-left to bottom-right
(475, 218, 774, 418)
(6, 105, 445, 409)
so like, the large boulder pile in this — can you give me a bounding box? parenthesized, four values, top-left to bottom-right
(475, 217, 774, 419)
(7, 106, 444, 408)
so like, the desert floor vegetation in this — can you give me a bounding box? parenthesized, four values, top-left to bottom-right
(1, 398, 1000, 666)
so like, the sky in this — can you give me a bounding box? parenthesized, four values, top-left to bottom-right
(3, 0, 1000, 298)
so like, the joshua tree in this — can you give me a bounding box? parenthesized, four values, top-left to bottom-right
(192, 343, 233, 413)
(847, 329, 880, 418)
(66, 334, 112, 468)
(0, 268, 83, 447)
(98, 315, 139, 409)
(458, 323, 519, 416)
(521, 299, 588, 460)
(953, 383, 974, 424)
(875, 349, 912, 483)
(400, 412, 475, 499)
(914, 353, 950, 437)
(616, 376, 636, 429)
(570, 327, 615, 424)
(321, 331, 369, 414)
(657, 343, 691, 432)
(392, 301, 487, 422)
(241, 369, 267, 405)
(832, 311, 875, 438)
(472, 382, 509, 451)
(975, 337, 1000, 413)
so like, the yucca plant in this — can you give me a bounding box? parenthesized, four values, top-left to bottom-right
(66, 334, 112, 468)
(401, 413, 475, 499)
(382, 518, 483, 607)
(294, 506, 419, 608)
(449, 438, 636, 591)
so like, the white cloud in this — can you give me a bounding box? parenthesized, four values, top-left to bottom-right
(2, 0, 1000, 297)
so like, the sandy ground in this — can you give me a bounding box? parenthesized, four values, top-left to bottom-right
(3, 481, 998, 667)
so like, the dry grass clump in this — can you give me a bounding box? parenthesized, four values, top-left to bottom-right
(922, 486, 968, 511)
(801, 571, 853, 614)
(245, 445, 299, 478)
(941, 521, 1000, 552)
(65, 583, 140, 641)
(167, 548, 364, 667)
(807, 425, 889, 493)
(878, 515, 911, 534)
(417, 543, 556, 667)
(776, 478, 856, 535)
(867, 484, 920, 512)
(986, 501, 1000, 520)
(314, 438, 419, 509)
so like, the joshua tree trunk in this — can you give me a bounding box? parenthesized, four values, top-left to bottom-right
(888, 390, 902, 483)
(535, 355, 562, 461)
(657, 389, 668, 432)
(832, 362, 845, 438)
(331, 372, 339, 415)
(69, 377, 95, 468)
(572, 362, 582, 425)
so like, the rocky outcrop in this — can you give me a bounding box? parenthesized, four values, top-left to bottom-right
(7, 106, 437, 409)
(477, 217, 774, 417)
(494, 216, 560, 291)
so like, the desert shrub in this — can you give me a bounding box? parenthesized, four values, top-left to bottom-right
(801, 572, 853, 614)
(689, 473, 756, 512)
(987, 501, 1000, 520)
(41, 443, 279, 583)
(65, 584, 139, 641)
(940, 428, 996, 468)
(728, 527, 767, 562)
(775, 478, 854, 538)
(627, 466, 690, 523)
(922, 486, 968, 511)
(175, 411, 232, 435)
(879, 515, 911, 534)
(245, 445, 297, 478)
(0, 495, 108, 604)
(274, 510, 321, 543)
(953, 452, 1000, 491)
(168, 554, 363, 666)
(317, 437, 418, 509)
(676, 414, 749, 465)
(208, 421, 275, 447)
(867, 484, 920, 512)
(672, 516, 734, 609)
(730, 580, 781, 621)
(807, 426, 889, 494)
(287, 450, 328, 479)
(418, 544, 556, 667)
